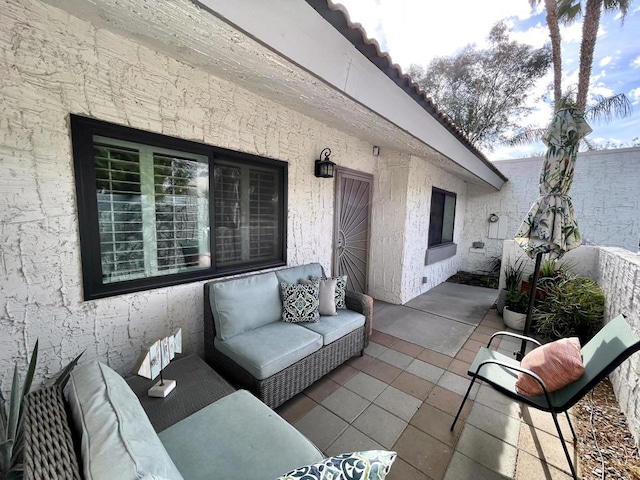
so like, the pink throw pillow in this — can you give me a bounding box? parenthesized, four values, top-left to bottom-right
(515, 337, 584, 396)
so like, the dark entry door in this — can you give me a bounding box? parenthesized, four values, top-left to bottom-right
(333, 168, 373, 293)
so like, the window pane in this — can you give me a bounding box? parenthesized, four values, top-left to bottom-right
(214, 163, 281, 267)
(94, 140, 209, 284)
(428, 191, 444, 247)
(442, 194, 456, 243)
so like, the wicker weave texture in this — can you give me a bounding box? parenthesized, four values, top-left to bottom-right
(23, 386, 82, 480)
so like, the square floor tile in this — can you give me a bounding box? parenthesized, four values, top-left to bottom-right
(514, 450, 574, 480)
(470, 330, 492, 345)
(389, 339, 424, 358)
(327, 363, 359, 385)
(390, 371, 434, 400)
(378, 348, 413, 369)
(409, 402, 463, 447)
(353, 404, 407, 448)
(275, 393, 317, 424)
(456, 424, 517, 478)
(304, 376, 341, 403)
(364, 341, 388, 358)
(321, 387, 370, 423)
(370, 330, 398, 347)
(325, 426, 383, 457)
(347, 353, 375, 370)
(374, 386, 421, 422)
(344, 372, 387, 401)
(520, 405, 575, 441)
(417, 349, 453, 369)
(393, 425, 453, 479)
(405, 358, 444, 383)
(455, 348, 477, 363)
(462, 338, 484, 353)
(386, 458, 429, 480)
(294, 405, 349, 451)
(448, 358, 471, 377)
(444, 451, 511, 480)
(436, 371, 479, 398)
(466, 402, 521, 447)
(425, 385, 471, 418)
(518, 423, 577, 475)
(474, 384, 522, 420)
(362, 357, 402, 384)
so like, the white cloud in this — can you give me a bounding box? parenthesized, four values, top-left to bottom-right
(631, 56, 640, 68)
(629, 87, 640, 104)
(599, 56, 612, 67)
(510, 23, 549, 48)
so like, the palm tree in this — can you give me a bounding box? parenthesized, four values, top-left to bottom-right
(556, 0, 631, 112)
(530, 0, 563, 107)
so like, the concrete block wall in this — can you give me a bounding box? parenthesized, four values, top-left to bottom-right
(461, 148, 640, 274)
(0, 0, 470, 388)
(598, 247, 640, 448)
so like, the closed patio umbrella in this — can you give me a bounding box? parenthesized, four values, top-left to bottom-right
(514, 108, 592, 359)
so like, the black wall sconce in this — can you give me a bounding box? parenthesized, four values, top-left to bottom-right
(488, 213, 499, 223)
(315, 148, 336, 178)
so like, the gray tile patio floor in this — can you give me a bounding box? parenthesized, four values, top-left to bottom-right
(275, 283, 579, 480)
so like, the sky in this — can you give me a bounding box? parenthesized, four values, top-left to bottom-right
(337, 0, 640, 160)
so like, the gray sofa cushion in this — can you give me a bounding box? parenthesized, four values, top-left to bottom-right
(65, 362, 184, 480)
(159, 390, 323, 480)
(301, 309, 366, 345)
(214, 322, 323, 380)
(275, 263, 324, 284)
(210, 271, 282, 340)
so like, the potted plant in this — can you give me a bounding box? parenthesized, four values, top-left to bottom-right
(521, 258, 574, 300)
(533, 275, 605, 343)
(497, 257, 525, 314)
(503, 290, 529, 330)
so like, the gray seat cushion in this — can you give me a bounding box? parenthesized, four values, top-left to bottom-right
(214, 322, 323, 380)
(275, 263, 324, 284)
(159, 390, 323, 480)
(210, 271, 282, 340)
(300, 309, 366, 345)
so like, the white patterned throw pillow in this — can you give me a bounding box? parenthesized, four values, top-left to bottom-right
(311, 275, 348, 309)
(276, 450, 396, 480)
(280, 281, 320, 323)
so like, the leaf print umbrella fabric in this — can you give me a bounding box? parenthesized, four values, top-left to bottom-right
(513, 108, 591, 360)
(515, 108, 592, 260)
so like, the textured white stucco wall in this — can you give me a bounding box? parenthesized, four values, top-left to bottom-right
(597, 248, 640, 448)
(462, 148, 640, 274)
(0, 0, 471, 387)
(0, 0, 377, 387)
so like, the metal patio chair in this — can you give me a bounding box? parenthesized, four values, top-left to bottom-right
(450, 314, 640, 480)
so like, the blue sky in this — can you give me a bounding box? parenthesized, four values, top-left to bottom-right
(337, 0, 640, 160)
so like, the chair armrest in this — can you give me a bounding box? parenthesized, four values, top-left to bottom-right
(345, 290, 373, 347)
(475, 359, 552, 407)
(487, 331, 542, 349)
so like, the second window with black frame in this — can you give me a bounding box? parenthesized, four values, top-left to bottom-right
(428, 187, 456, 247)
(71, 115, 287, 300)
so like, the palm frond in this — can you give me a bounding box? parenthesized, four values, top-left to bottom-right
(584, 93, 632, 123)
(506, 127, 547, 146)
(53, 351, 85, 388)
(557, 0, 582, 23)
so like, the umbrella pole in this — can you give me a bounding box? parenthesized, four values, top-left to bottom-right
(517, 252, 543, 361)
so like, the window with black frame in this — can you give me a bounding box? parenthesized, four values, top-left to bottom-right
(428, 187, 456, 247)
(71, 115, 286, 300)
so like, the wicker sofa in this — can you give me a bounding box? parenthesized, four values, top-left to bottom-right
(204, 263, 372, 408)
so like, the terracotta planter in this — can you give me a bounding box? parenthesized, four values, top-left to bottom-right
(521, 280, 545, 300)
(503, 307, 527, 331)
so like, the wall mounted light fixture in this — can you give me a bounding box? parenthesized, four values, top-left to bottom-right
(372, 146, 380, 156)
(489, 213, 499, 223)
(315, 148, 336, 178)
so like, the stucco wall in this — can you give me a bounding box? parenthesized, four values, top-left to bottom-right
(0, 0, 380, 386)
(597, 247, 640, 448)
(462, 148, 640, 274)
(0, 0, 472, 387)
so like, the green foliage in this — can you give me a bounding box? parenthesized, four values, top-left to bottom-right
(0, 344, 83, 479)
(408, 21, 551, 150)
(533, 275, 605, 343)
(506, 290, 529, 314)
(504, 257, 525, 292)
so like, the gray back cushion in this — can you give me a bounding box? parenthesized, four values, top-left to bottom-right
(275, 263, 324, 285)
(210, 272, 282, 340)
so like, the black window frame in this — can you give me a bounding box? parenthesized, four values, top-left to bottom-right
(71, 114, 287, 300)
(428, 187, 457, 247)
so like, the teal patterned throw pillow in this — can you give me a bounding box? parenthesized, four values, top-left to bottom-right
(311, 275, 347, 309)
(281, 281, 320, 323)
(276, 450, 396, 480)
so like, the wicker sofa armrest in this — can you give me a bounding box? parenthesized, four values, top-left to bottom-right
(345, 290, 373, 347)
(23, 386, 82, 480)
